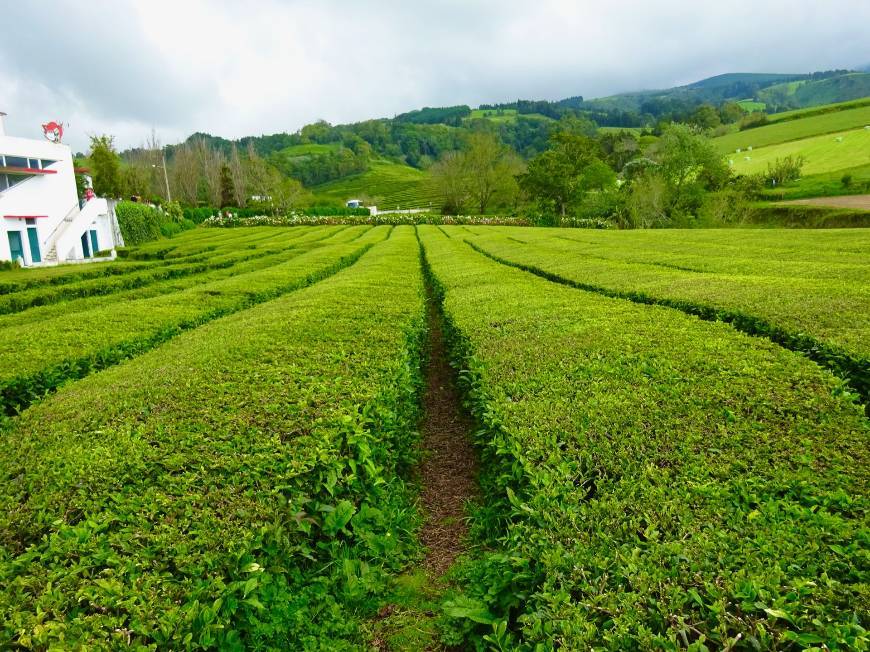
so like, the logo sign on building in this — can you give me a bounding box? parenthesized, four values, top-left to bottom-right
(42, 121, 64, 144)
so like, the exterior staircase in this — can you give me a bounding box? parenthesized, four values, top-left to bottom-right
(41, 203, 81, 262)
(43, 244, 58, 264)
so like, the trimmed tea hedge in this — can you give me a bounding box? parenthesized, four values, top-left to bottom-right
(0, 227, 355, 335)
(419, 226, 869, 650)
(0, 226, 383, 414)
(0, 228, 325, 315)
(459, 227, 870, 405)
(0, 226, 426, 648)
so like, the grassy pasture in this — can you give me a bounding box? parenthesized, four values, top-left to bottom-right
(768, 96, 870, 122)
(737, 99, 766, 112)
(469, 108, 518, 122)
(726, 126, 870, 176)
(713, 104, 870, 153)
(275, 142, 340, 157)
(760, 162, 870, 199)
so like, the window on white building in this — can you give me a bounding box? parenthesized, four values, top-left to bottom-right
(4, 156, 28, 168)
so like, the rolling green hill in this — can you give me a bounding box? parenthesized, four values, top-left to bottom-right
(582, 71, 869, 116)
(581, 73, 804, 113)
(758, 73, 870, 110)
(311, 159, 441, 210)
(713, 104, 870, 153)
(727, 127, 870, 176)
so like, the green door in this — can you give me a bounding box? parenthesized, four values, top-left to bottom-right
(89, 230, 99, 256)
(7, 231, 24, 262)
(80, 232, 91, 258)
(27, 227, 41, 263)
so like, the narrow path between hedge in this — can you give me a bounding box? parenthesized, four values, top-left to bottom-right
(417, 288, 479, 576)
(370, 272, 479, 651)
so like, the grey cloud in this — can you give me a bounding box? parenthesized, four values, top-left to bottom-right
(1, 0, 868, 150)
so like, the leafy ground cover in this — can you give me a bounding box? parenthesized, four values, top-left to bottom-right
(419, 226, 869, 650)
(0, 226, 385, 415)
(0, 226, 428, 649)
(459, 226, 870, 403)
(1, 224, 867, 650)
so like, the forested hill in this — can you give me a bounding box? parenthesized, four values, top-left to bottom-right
(158, 68, 870, 166)
(111, 67, 870, 210)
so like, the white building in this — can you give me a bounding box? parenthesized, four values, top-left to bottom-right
(0, 112, 122, 266)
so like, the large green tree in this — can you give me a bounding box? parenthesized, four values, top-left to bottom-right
(520, 130, 616, 216)
(463, 133, 523, 214)
(88, 135, 125, 198)
(621, 124, 731, 226)
(430, 133, 523, 214)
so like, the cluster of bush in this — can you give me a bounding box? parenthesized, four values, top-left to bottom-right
(115, 200, 196, 245)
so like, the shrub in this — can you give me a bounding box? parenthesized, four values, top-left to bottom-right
(116, 201, 196, 245)
(739, 111, 769, 130)
(765, 155, 805, 186)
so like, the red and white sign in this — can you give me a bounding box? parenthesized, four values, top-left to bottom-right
(42, 121, 64, 144)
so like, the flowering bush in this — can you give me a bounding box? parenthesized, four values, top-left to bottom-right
(203, 212, 532, 228)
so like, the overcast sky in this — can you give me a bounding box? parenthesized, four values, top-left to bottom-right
(2, 0, 868, 152)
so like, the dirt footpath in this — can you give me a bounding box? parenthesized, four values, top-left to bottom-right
(779, 195, 870, 210)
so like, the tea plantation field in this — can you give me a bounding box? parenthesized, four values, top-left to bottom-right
(0, 225, 867, 650)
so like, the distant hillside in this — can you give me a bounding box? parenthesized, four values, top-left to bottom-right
(591, 70, 870, 115)
(757, 73, 870, 110)
(134, 67, 870, 211)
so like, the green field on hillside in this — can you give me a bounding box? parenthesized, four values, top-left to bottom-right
(758, 73, 870, 110)
(727, 126, 870, 176)
(768, 96, 870, 122)
(1, 225, 868, 650)
(467, 108, 553, 124)
(469, 108, 518, 120)
(311, 158, 442, 209)
(713, 104, 870, 153)
(737, 99, 766, 112)
(276, 142, 340, 157)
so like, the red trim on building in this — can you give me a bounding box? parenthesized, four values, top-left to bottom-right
(0, 166, 57, 175)
(4, 215, 49, 219)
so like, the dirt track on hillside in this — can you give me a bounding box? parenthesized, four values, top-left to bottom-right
(779, 195, 870, 210)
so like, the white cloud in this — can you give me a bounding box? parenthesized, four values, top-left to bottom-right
(1, 0, 868, 151)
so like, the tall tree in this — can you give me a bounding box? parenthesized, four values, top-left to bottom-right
(463, 133, 523, 214)
(88, 135, 125, 198)
(191, 136, 224, 206)
(170, 142, 201, 205)
(219, 164, 235, 208)
(228, 143, 247, 207)
(430, 151, 470, 214)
